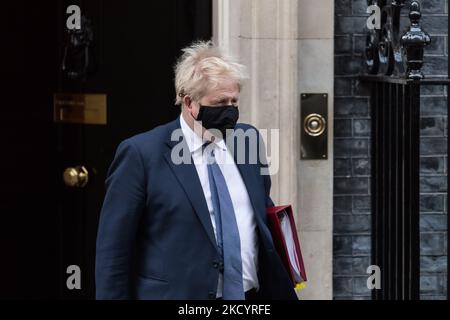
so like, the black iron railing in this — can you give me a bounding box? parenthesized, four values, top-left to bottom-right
(361, 0, 449, 300)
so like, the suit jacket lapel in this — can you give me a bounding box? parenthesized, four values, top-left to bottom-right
(162, 119, 267, 250)
(163, 118, 218, 251)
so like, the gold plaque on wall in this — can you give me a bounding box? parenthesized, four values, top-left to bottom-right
(53, 93, 107, 125)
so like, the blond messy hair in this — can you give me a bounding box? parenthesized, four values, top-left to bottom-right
(174, 40, 248, 105)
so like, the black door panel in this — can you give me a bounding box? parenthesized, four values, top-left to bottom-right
(1, 0, 211, 299)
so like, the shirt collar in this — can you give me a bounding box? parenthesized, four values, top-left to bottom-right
(179, 114, 227, 153)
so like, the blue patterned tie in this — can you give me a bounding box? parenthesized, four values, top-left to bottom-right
(206, 148, 245, 300)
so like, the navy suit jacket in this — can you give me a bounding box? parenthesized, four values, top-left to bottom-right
(95, 117, 297, 300)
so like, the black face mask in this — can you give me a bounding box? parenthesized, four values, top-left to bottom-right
(195, 105, 239, 138)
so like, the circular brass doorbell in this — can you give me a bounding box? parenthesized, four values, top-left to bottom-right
(304, 113, 326, 137)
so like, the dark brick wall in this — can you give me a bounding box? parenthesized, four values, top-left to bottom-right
(334, 0, 448, 299)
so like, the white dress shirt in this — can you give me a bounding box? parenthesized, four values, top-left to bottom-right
(180, 115, 259, 298)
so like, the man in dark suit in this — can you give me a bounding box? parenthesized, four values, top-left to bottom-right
(95, 41, 298, 300)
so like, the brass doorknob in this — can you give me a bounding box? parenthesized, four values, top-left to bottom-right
(63, 166, 89, 188)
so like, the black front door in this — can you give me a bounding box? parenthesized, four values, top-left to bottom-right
(2, 0, 211, 299)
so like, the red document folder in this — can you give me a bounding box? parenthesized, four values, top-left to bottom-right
(266, 205, 307, 286)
